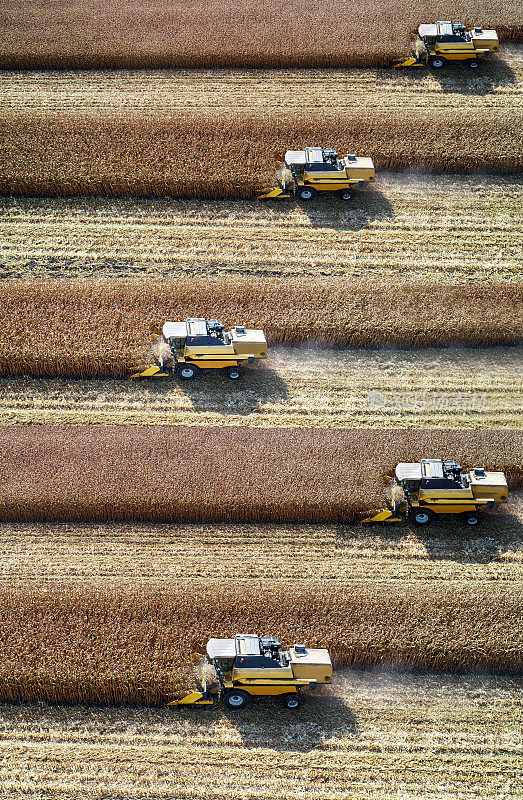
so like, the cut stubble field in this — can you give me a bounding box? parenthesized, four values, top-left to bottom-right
(1, 48, 522, 199)
(1, 672, 520, 800)
(1, 344, 521, 428)
(1, 174, 521, 282)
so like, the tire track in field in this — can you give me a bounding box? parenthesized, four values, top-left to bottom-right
(0, 345, 520, 427)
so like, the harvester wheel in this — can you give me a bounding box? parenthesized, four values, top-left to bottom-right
(226, 367, 243, 380)
(468, 60, 479, 69)
(222, 690, 250, 709)
(412, 509, 434, 526)
(429, 57, 446, 69)
(463, 512, 481, 526)
(177, 364, 199, 380)
(297, 186, 317, 201)
(339, 190, 352, 201)
(283, 694, 302, 709)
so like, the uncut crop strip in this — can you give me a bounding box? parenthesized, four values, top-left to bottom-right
(1, 175, 522, 283)
(0, 581, 521, 706)
(0, 426, 521, 524)
(2, 108, 521, 199)
(0, 0, 521, 69)
(0, 675, 520, 800)
(1, 345, 521, 428)
(0, 279, 521, 379)
(1, 52, 522, 198)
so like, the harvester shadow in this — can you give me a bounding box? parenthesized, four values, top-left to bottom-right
(392, 58, 516, 95)
(413, 508, 523, 564)
(274, 190, 394, 232)
(350, 505, 522, 564)
(178, 692, 359, 752)
(138, 366, 289, 416)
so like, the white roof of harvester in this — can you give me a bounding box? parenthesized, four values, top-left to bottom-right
(395, 463, 423, 481)
(206, 638, 236, 659)
(206, 634, 262, 660)
(163, 321, 188, 339)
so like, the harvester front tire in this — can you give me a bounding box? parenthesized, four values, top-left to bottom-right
(226, 367, 243, 380)
(430, 57, 446, 69)
(412, 509, 434, 526)
(297, 187, 317, 201)
(222, 690, 250, 710)
(283, 694, 302, 709)
(177, 364, 199, 380)
(468, 60, 479, 69)
(339, 190, 352, 201)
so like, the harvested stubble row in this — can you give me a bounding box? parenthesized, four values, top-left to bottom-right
(0, 279, 521, 379)
(3, 170, 523, 284)
(0, 427, 521, 524)
(0, 175, 522, 283)
(0, 0, 521, 69)
(1, 108, 521, 199)
(0, 581, 521, 705)
(0, 677, 520, 800)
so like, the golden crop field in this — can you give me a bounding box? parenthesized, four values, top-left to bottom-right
(0, 426, 521, 524)
(1, 0, 521, 69)
(0, 2, 522, 796)
(0, 674, 521, 800)
(0, 496, 521, 705)
(1, 49, 522, 198)
(0, 279, 521, 380)
(1, 174, 522, 282)
(1, 345, 521, 428)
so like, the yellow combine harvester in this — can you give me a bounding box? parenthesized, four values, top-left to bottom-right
(260, 147, 375, 200)
(169, 634, 333, 710)
(132, 318, 267, 380)
(364, 459, 508, 526)
(396, 21, 499, 69)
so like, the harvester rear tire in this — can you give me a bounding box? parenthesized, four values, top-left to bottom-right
(412, 509, 434, 526)
(222, 690, 250, 709)
(468, 60, 479, 69)
(297, 186, 317, 201)
(283, 694, 302, 709)
(430, 57, 446, 69)
(226, 367, 243, 380)
(463, 512, 481, 526)
(177, 364, 199, 380)
(339, 190, 352, 201)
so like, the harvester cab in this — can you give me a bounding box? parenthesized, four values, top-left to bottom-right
(132, 318, 267, 381)
(259, 146, 375, 201)
(169, 634, 333, 710)
(395, 21, 499, 68)
(363, 458, 508, 526)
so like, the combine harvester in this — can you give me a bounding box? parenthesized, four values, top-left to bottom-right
(133, 317, 267, 381)
(396, 21, 499, 69)
(364, 459, 509, 526)
(169, 634, 333, 710)
(260, 146, 375, 201)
